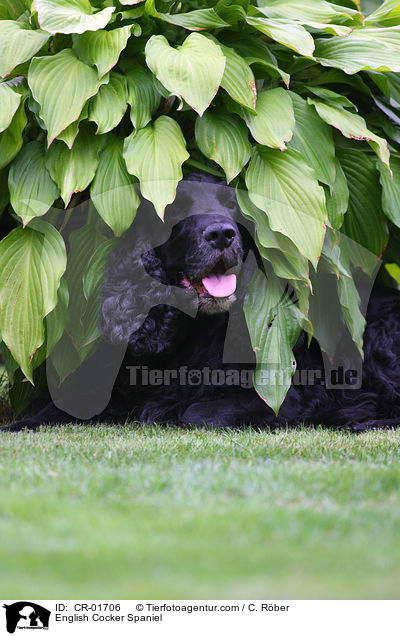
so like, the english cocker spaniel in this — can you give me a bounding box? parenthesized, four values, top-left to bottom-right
(4, 174, 400, 432)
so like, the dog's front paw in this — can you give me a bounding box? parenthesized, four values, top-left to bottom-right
(180, 402, 236, 429)
(1, 418, 42, 432)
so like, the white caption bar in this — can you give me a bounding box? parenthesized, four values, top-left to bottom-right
(1, 600, 399, 635)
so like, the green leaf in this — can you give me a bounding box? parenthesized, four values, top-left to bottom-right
(8, 141, 60, 225)
(35, 0, 114, 34)
(0, 83, 21, 133)
(0, 0, 31, 20)
(220, 35, 290, 87)
(126, 63, 162, 131)
(325, 157, 349, 229)
(243, 88, 295, 150)
(0, 220, 66, 381)
(145, 33, 226, 116)
(365, 0, 400, 26)
(377, 156, 400, 228)
(0, 167, 9, 214)
(83, 239, 116, 301)
(288, 92, 336, 186)
(256, 0, 358, 33)
(72, 25, 132, 79)
(91, 136, 140, 236)
(28, 48, 107, 145)
(56, 103, 89, 149)
(337, 274, 365, 355)
(246, 147, 327, 267)
(315, 34, 400, 74)
(195, 111, 251, 183)
(0, 20, 50, 79)
(0, 102, 27, 170)
(244, 269, 303, 413)
(62, 221, 107, 354)
(308, 98, 390, 168)
(152, 7, 230, 30)
(46, 127, 101, 206)
(246, 16, 315, 57)
(211, 39, 257, 111)
(257, 0, 359, 23)
(237, 187, 310, 282)
(45, 277, 69, 356)
(302, 85, 358, 110)
(88, 73, 127, 134)
(339, 149, 388, 261)
(123, 116, 189, 218)
(80, 238, 117, 347)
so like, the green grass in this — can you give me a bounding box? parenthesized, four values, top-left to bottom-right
(1, 424, 400, 599)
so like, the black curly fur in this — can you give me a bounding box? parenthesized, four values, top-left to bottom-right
(4, 175, 400, 432)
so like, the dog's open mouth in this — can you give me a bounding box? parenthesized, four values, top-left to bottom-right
(182, 263, 237, 298)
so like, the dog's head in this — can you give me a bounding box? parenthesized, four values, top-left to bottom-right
(150, 212, 245, 314)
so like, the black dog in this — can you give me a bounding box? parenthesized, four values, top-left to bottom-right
(3, 175, 400, 432)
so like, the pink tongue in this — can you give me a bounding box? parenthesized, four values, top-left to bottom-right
(202, 273, 237, 297)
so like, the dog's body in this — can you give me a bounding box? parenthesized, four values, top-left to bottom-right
(4, 176, 400, 432)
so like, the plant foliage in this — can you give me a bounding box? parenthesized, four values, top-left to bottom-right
(0, 0, 400, 414)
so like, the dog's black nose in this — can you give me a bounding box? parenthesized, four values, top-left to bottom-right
(204, 223, 236, 250)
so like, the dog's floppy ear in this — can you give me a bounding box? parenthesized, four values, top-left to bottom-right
(99, 239, 165, 344)
(99, 234, 197, 355)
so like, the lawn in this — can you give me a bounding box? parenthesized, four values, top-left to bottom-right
(0, 424, 400, 599)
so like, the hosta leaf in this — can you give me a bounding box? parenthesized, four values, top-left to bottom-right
(88, 73, 127, 134)
(28, 48, 107, 145)
(308, 98, 390, 168)
(45, 277, 69, 356)
(126, 64, 161, 131)
(72, 25, 132, 79)
(0, 220, 66, 381)
(244, 269, 303, 413)
(0, 0, 31, 20)
(56, 103, 89, 149)
(35, 0, 114, 34)
(123, 116, 189, 218)
(46, 127, 101, 206)
(8, 141, 60, 225)
(378, 156, 400, 228)
(243, 88, 295, 150)
(80, 238, 117, 347)
(339, 149, 388, 261)
(48, 222, 107, 382)
(0, 103, 27, 170)
(246, 147, 327, 266)
(212, 40, 257, 111)
(91, 136, 140, 236)
(246, 16, 315, 57)
(288, 92, 335, 186)
(195, 111, 251, 183)
(325, 157, 349, 229)
(365, 0, 400, 26)
(256, 0, 358, 33)
(221, 35, 290, 86)
(303, 86, 357, 110)
(83, 239, 116, 302)
(154, 8, 230, 30)
(347, 27, 400, 52)
(0, 83, 21, 133)
(315, 35, 400, 74)
(0, 167, 9, 214)
(145, 33, 225, 116)
(337, 274, 365, 355)
(257, 0, 359, 23)
(237, 187, 309, 282)
(0, 21, 50, 79)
